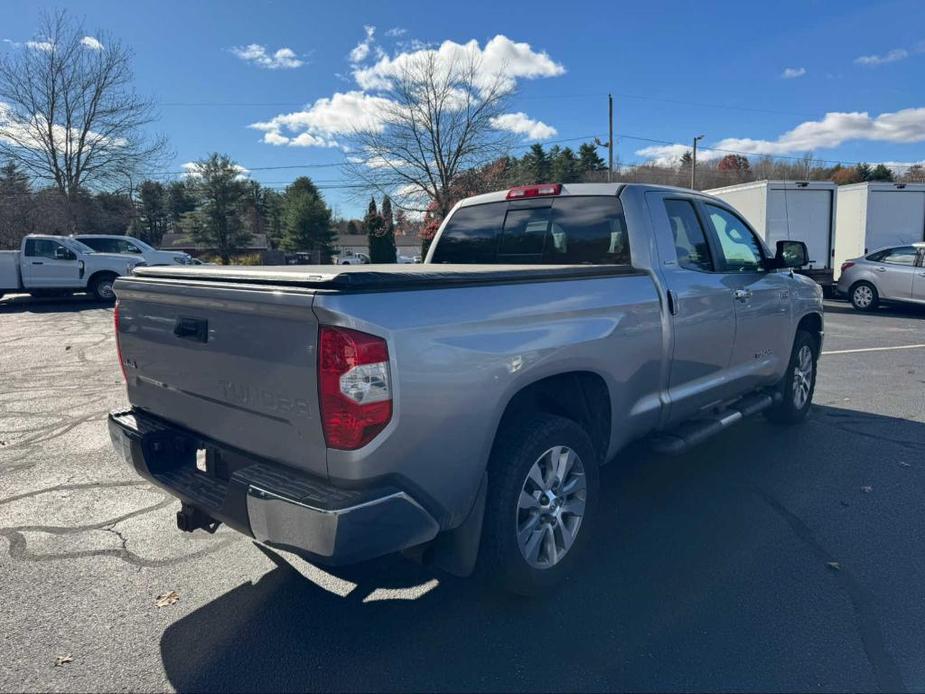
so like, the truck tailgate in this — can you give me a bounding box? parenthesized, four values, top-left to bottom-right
(114, 276, 327, 477)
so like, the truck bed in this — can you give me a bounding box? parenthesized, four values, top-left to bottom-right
(133, 263, 642, 291)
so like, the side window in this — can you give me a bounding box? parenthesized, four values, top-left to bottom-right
(27, 239, 65, 259)
(664, 199, 713, 271)
(704, 204, 765, 273)
(880, 246, 918, 266)
(429, 203, 504, 263)
(118, 239, 143, 254)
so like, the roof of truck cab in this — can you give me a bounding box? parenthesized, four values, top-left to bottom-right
(132, 262, 643, 291)
(456, 182, 713, 208)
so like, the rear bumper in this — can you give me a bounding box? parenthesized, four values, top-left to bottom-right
(108, 409, 439, 564)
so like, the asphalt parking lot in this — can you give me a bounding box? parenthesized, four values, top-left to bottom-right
(1, 293, 924, 693)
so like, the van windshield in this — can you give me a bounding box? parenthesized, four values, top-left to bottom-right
(430, 196, 630, 265)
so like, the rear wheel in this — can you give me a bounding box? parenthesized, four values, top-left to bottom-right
(765, 330, 818, 425)
(90, 273, 117, 302)
(479, 414, 599, 595)
(850, 281, 879, 312)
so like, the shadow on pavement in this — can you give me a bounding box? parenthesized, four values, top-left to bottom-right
(0, 293, 110, 314)
(160, 405, 925, 692)
(823, 299, 925, 319)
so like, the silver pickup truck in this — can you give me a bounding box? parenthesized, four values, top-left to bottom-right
(108, 183, 823, 594)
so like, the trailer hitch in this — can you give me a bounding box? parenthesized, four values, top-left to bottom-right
(176, 503, 221, 534)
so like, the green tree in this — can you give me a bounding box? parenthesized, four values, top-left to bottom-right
(369, 196, 398, 263)
(134, 180, 168, 245)
(855, 162, 873, 182)
(551, 146, 581, 183)
(522, 143, 550, 183)
(166, 180, 197, 233)
(264, 189, 285, 249)
(577, 143, 606, 173)
(0, 160, 32, 248)
(281, 176, 334, 260)
(868, 163, 894, 182)
(184, 153, 251, 264)
(363, 196, 386, 260)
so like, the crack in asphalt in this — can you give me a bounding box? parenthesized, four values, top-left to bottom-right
(754, 488, 906, 693)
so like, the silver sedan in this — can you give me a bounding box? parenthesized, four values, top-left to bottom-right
(836, 242, 925, 311)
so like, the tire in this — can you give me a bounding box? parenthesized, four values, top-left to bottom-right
(90, 273, 117, 302)
(765, 330, 818, 425)
(849, 281, 879, 312)
(478, 413, 600, 596)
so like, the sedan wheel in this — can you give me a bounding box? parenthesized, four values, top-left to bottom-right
(850, 282, 879, 311)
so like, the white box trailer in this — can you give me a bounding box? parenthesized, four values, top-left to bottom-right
(834, 182, 925, 277)
(705, 180, 837, 288)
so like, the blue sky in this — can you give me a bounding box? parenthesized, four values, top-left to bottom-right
(2, 0, 925, 217)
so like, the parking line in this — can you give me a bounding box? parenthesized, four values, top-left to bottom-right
(822, 343, 925, 356)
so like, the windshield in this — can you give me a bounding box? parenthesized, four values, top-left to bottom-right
(130, 237, 155, 251)
(68, 239, 97, 254)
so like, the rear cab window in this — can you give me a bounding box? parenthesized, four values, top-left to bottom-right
(431, 196, 630, 265)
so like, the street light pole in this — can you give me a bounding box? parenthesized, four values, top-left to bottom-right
(691, 134, 704, 189)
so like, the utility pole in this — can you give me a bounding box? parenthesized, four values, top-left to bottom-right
(594, 93, 615, 183)
(608, 93, 614, 183)
(691, 134, 704, 189)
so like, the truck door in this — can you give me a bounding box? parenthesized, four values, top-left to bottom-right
(647, 193, 738, 423)
(767, 187, 833, 270)
(21, 238, 81, 289)
(700, 203, 792, 392)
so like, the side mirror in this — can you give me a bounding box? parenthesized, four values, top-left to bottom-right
(54, 247, 76, 260)
(774, 240, 808, 269)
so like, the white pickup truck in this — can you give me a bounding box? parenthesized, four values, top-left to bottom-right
(0, 234, 145, 301)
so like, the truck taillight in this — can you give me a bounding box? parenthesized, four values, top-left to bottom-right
(318, 326, 392, 450)
(114, 300, 127, 383)
(841, 261, 855, 273)
(506, 183, 562, 199)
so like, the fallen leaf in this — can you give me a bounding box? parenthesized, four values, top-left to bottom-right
(155, 591, 180, 608)
(826, 561, 841, 571)
(861, 486, 873, 493)
(54, 655, 73, 667)
(64, 345, 71, 351)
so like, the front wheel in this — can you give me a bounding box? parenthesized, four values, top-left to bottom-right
(765, 330, 818, 425)
(479, 414, 599, 595)
(90, 274, 117, 302)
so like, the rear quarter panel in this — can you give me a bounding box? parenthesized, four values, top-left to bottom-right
(313, 274, 663, 527)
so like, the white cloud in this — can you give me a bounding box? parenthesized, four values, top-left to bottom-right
(249, 90, 394, 147)
(25, 40, 54, 52)
(781, 67, 806, 79)
(230, 43, 303, 69)
(252, 33, 564, 151)
(352, 34, 565, 94)
(349, 25, 377, 64)
(636, 106, 925, 165)
(490, 112, 557, 140)
(80, 36, 103, 50)
(855, 48, 909, 66)
(385, 27, 406, 38)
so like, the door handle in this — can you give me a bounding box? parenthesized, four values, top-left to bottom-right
(31, 261, 43, 265)
(875, 267, 887, 272)
(734, 289, 752, 302)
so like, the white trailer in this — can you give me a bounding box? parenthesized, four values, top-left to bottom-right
(705, 180, 837, 289)
(834, 182, 925, 277)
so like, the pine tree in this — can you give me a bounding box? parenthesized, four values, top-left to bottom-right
(522, 143, 550, 183)
(373, 196, 398, 263)
(280, 177, 334, 260)
(577, 143, 606, 173)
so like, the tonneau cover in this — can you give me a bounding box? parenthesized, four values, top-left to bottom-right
(133, 263, 641, 290)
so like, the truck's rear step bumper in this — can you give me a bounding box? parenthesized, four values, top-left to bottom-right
(108, 409, 439, 564)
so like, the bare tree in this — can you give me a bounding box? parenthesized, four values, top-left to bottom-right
(0, 10, 167, 225)
(347, 51, 514, 218)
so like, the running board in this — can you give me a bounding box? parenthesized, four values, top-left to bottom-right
(650, 391, 781, 455)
